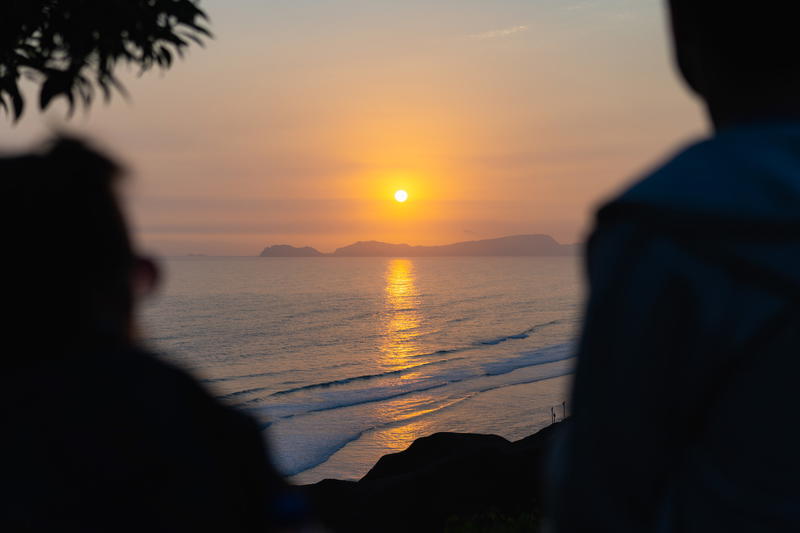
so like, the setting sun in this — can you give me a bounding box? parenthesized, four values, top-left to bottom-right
(394, 190, 409, 203)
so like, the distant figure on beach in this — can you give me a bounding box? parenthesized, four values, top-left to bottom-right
(0, 138, 304, 531)
(561, 401, 566, 420)
(550, 2, 800, 532)
(551, 406, 556, 425)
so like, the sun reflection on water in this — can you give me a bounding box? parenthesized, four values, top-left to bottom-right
(380, 259, 423, 366)
(375, 416, 433, 453)
(371, 394, 470, 452)
(374, 259, 446, 440)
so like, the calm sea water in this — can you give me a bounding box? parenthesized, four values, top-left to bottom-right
(141, 256, 583, 483)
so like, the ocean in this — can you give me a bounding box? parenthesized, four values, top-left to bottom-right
(141, 256, 583, 483)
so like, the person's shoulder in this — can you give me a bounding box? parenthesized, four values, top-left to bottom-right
(106, 346, 210, 396)
(597, 136, 722, 226)
(582, 138, 721, 279)
(79, 345, 262, 442)
(116, 346, 205, 387)
(602, 122, 800, 229)
(115, 347, 249, 413)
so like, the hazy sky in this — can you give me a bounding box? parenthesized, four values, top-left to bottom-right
(0, 0, 706, 255)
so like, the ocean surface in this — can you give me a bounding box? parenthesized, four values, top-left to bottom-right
(141, 256, 583, 483)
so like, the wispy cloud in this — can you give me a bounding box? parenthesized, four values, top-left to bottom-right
(566, 1, 595, 10)
(470, 25, 529, 41)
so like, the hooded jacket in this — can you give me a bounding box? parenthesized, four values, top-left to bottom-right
(553, 123, 800, 532)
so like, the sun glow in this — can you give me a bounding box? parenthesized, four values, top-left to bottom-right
(394, 190, 409, 203)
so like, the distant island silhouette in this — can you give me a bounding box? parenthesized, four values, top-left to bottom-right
(260, 234, 578, 257)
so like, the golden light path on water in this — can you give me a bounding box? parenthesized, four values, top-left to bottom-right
(374, 259, 453, 452)
(380, 259, 422, 363)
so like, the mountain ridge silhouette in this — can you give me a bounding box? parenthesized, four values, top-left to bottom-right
(260, 234, 578, 257)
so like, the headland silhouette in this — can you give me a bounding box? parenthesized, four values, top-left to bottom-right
(260, 234, 578, 258)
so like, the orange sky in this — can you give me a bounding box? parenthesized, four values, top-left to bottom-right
(0, 0, 706, 255)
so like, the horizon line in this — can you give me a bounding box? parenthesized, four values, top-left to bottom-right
(263, 232, 580, 253)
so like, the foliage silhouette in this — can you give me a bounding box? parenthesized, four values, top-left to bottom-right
(0, 0, 210, 121)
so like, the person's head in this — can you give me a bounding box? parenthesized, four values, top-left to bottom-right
(668, 1, 800, 129)
(0, 137, 157, 357)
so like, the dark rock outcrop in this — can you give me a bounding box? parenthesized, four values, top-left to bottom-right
(302, 424, 563, 532)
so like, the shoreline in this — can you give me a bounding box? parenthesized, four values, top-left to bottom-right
(288, 373, 572, 485)
(301, 422, 563, 532)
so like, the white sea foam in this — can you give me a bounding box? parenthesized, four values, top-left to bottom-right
(263, 342, 575, 476)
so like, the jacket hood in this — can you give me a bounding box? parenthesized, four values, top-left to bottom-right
(602, 121, 800, 294)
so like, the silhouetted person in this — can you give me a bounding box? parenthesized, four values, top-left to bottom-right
(552, 406, 556, 425)
(550, 2, 800, 532)
(0, 138, 303, 531)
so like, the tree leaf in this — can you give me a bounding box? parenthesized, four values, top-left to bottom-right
(1, 0, 212, 122)
(39, 72, 70, 110)
(7, 81, 24, 121)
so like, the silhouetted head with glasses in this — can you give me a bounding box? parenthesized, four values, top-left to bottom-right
(0, 137, 157, 360)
